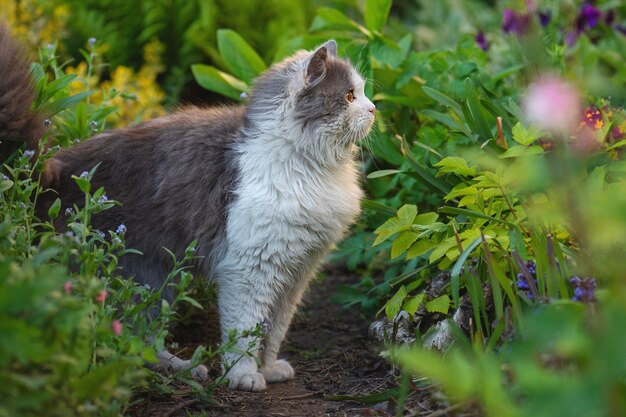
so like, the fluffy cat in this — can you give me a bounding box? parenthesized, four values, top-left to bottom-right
(0, 25, 375, 391)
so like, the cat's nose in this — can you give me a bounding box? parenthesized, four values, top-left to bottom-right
(368, 105, 376, 114)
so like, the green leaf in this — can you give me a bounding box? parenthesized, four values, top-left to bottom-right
(398, 204, 418, 226)
(217, 29, 266, 83)
(391, 231, 419, 259)
(362, 199, 396, 217)
(365, 0, 392, 32)
(0, 179, 14, 193)
(407, 240, 434, 259)
(373, 204, 417, 246)
(511, 122, 544, 146)
(415, 212, 439, 225)
(499, 145, 545, 158)
(403, 294, 425, 315)
(40, 90, 96, 116)
(48, 198, 61, 220)
(464, 78, 492, 140)
(439, 206, 515, 227)
(425, 295, 450, 314)
(72, 177, 90, 194)
(367, 169, 404, 179)
(191, 64, 247, 100)
(450, 237, 482, 306)
(422, 86, 462, 115)
(434, 156, 476, 177)
(385, 285, 407, 320)
(310, 8, 370, 36)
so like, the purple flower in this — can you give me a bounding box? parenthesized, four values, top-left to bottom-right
(97, 194, 108, 204)
(517, 260, 537, 299)
(23, 150, 35, 159)
(538, 10, 552, 27)
(523, 75, 581, 133)
(579, 3, 602, 29)
(566, 31, 578, 47)
(570, 276, 597, 302)
(502, 9, 532, 35)
(116, 224, 126, 234)
(616, 24, 626, 36)
(475, 31, 489, 51)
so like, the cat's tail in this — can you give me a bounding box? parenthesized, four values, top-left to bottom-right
(0, 23, 46, 160)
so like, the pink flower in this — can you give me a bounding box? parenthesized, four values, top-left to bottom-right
(523, 75, 581, 133)
(111, 320, 123, 336)
(63, 281, 73, 294)
(96, 290, 108, 303)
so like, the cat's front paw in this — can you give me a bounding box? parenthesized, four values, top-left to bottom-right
(190, 364, 209, 381)
(227, 371, 267, 391)
(260, 359, 295, 383)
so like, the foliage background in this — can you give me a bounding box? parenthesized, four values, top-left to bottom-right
(1, 0, 626, 416)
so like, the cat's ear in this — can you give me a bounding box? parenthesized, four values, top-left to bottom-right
(305, 47, 328, 87)
(321, 39, 337, 57)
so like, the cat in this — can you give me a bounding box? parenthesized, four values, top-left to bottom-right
(0, 24, 375, 391)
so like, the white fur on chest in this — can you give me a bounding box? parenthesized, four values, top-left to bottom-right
(221, 133, 362, 282)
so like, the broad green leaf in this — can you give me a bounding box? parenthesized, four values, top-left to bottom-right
(464, 78, 492, 140)
(403, 294, 425, 315)
(192, 64, 247, 100)
(406, 240, 434, 259)
(425, 295, 450, 314)
(362, 199, 396, 217)
(429, 238, 457, 263)
(373, 204, 417, 246)
(414, 212, 439, 225)
(391, 231, 419, 259)
(310, 7, 370, 36)
(385, 285, 407, 320)
(397, 204, 418, 226)
(511, 122, 545, 146)
(365, 0, 392, 32)
(217, 29, 266, 83)
(434, 156, 476, 177)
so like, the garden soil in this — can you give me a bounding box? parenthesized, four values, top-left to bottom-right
(130, 273, 461, 417)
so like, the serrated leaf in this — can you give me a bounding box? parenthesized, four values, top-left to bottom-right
(397, 204, 418, 225)
(391, 231, 419, 259)
(414, 212, 439, 225)
(385, 286, 407, 320)
(373, 204, 418, 246)
(217, 29, 266, 83)
(406, 240, 434, 259)
(402, 294, 425, 315)
(425, 295, 450, 314)
(511, 122, 544, 146)
(428, 238, 457, 263)
(434, 156, 476, 177)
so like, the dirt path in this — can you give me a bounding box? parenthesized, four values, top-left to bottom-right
(135, 273, 400, 417)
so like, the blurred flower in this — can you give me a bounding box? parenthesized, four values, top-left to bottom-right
(475, 31, 489, 51)
(23, 150, 35, 159)
(65, 207, 73, 216)
(116, 224, 126, 234)
(579, 106, 604, 130)
(523, 76, 581, 133)
(565, 31, 578, 47)
(64, 280, 73, 294)
(96, 290, 108, 303)
(570, 276, 596, 302)
(502, 9, 531, 35)
(79, 171, 89, 179)
(516, 260, 537, 299)
(111, 320, 123, 336)
(538, 10, 552, 27)
(612, 126, 624, 140)
(577, 3, 602, 30)
(97, 195, 108, 204)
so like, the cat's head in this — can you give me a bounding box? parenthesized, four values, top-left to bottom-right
(245, 40, 375, 165)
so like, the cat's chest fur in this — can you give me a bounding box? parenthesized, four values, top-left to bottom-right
(221, 136, 362, 278)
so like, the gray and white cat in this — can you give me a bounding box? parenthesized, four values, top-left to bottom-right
(1, 30, 375, 391)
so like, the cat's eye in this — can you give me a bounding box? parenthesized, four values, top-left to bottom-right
(345, 90, 354, 103)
